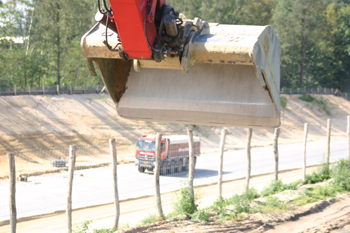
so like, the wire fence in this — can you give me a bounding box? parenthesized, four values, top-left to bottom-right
(0, 144, 117, 181)
(0, 84, 104, 96)
(0, 118, 349, 224)
(0, 85, 349, 101)
(281, 87, 350, 101)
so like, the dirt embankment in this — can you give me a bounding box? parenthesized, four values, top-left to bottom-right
(0, 94, 349, 177)
(0, 94, 348, 154)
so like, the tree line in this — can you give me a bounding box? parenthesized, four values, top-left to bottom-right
(0, 0, 349, 92)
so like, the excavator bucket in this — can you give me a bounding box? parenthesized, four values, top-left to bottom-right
(81, 22, 280, 128)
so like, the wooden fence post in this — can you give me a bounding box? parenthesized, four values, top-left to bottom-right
(28, 86, 31, 95)
(218, 128, 227, 197)
(303, 123, 309, 181)
(83, 84, 86, 94)
(187, 129, 195, 197)
(246, 128, 253, 191)
(14, 86, 16, 96)
(110, 138, 120, 229)
(97, 84, 99, 93)
(57, 85, 59, 95)
(70, 85, 72, 95)
(8, 153, 16, 233)
(154, 133, 164, 218)
(326, 119, 331, 171)
(345, 93, 348, 100)
(273, 128, 280, 181)
(67, 145, 76, 233)
(43, 85, 45, 95)
(347, 116, 350, 160)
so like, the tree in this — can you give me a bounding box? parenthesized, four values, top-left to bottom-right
(318, 3, 350, 91)
(272, 0, 325, 88)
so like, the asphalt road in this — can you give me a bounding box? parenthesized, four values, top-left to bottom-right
(0, 137, 348, 222)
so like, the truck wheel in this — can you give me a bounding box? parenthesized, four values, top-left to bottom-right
(147, 168, 154, 172)
(138, 166, 145, 173)
(160, 161, 167, 175)
(170, 160, 175, 174)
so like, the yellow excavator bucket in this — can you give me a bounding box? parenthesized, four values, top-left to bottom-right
(81, 22, 280, 128)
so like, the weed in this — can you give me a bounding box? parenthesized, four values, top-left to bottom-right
(299, 94, 331, 116)
(192, 125, 199, 130)
(45, 96, 51, 100)
(211, 196, 229, 217)
(73, 220, 92, 233)
(221, 212, 243, 221)
(88, 97, 92, 104)
(192, 208, 211, 222)
(93, 228, 116, 233)
(261, 179, 303, 196)
(254, 197, 288, 213)
(299, 93, 315, 102)
(294, 185, 339, 206)
(101, 93, 107, 103)
(72, 220, 116, 233)
(171, 184, 198, 217)
(305, 163, 330, 184)
(139, 212, 162, 226)
(117, 222, 130, 231)
(226, 188, 259, 214)
(203, 129, 210, 138)
(313, 97, 331, 116)
(280, 96, 288, 109)
(331, 159, 350, 191)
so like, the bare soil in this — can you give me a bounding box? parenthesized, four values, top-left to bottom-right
(0, 94, 349, 177)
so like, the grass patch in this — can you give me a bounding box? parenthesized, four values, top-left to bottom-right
(225, 187, 260, 214)
(280, 96, 288, 109)
(299, 93, 315, 102)
(299, 94, 331, 116)
(73, 221, 116, 233)
(254, 197, 289, 213)
(73, 220, 92, 233)
(305, 163, 331, 184)
(261, 179, 302, 196)
(293, 185, 340, 206)
(139, 212, 163, 226)
(331, 159, 350, 191)
(191, 208, 211, 222)
(169, 182, 199, 218)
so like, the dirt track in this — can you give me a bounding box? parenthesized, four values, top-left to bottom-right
(121, 195, 350, 233)
(3, 166, 350, 233)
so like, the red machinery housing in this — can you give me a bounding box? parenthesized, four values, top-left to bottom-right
(108, 0, 166, 59)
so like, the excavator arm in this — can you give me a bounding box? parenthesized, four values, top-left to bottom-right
(81, 0, 281, 128)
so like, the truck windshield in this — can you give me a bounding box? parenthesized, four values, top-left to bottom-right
(136, 140, 156, 152)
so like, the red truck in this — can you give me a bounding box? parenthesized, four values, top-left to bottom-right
(135, 135, 200, 174)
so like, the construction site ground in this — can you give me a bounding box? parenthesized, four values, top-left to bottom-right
(0, 93, 349, 232)
(1, 166, 350, 233)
